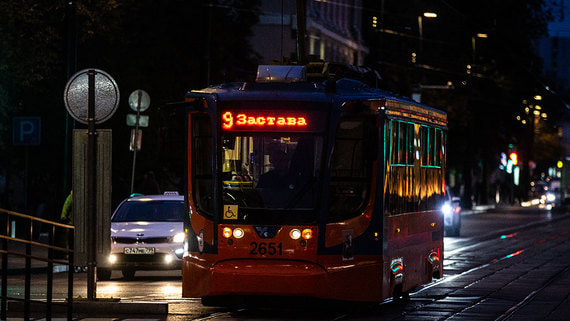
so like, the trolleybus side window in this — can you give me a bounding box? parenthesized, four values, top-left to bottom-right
(328, 116, 377, 222)
(385, 120, 446, 215)
(391, 121, 414, 166)
(192, 114, 214, 217)
(420, 126, 443, 168)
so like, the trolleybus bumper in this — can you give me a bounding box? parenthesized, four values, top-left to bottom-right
(196, 259, 327, 297)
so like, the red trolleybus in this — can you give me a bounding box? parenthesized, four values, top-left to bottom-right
(181, 64, 446, 303)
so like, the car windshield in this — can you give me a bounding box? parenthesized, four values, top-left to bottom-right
(220, 134, 323, 224)
(112, 200, 185, 222)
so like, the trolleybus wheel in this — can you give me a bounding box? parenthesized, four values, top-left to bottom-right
(97, 268, 112, 281)
(121, 268, 136, 280)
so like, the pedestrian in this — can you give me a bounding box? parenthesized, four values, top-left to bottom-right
(60, 190, 73, 224)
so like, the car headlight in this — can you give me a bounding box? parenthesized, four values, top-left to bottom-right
(546, 193, 555, 202)
(172, 232, 185, 243)
(442, 203, 452, 216)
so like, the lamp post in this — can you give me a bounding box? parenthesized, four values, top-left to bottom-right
(418, 12, 437, 64)
(471, 33, 488, 66)
(413, 12, 437, 102)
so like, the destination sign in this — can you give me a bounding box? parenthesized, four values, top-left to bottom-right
(221, 111, 317, 132)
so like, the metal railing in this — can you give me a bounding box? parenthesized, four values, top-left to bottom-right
(0, 208, 74, 321)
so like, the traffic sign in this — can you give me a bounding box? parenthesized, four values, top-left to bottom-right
(129, 129, 142, 151)
(12, 117, 41, 145)
(126, 114, 149, 127)
(63, 69, 120, 124)
(128, 89, 150, 112)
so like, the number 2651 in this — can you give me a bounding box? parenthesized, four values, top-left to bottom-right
(249, 242, 282, 255)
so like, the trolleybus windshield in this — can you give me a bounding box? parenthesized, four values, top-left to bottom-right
(220, 134, 323, 225)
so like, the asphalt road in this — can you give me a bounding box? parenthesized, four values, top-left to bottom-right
(4, 205, 570, 320)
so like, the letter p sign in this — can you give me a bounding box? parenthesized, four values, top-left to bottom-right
(13, 117, 41, 146)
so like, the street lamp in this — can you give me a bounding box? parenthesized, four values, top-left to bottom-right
(472, 32, 488, 65)
(418, 12, 437, 64)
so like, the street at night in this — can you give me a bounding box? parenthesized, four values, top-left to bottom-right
(4, 205, 569, 320)
(2, 1, 570, 320)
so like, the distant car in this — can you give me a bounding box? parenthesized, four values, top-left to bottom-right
(442, 188, 461, 237)
(97, 192, 185, 280)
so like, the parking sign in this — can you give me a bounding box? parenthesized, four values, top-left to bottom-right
(13, 117, 41, 146)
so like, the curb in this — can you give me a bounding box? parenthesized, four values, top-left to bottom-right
(5, 264, 69, 275)
(8, 300, 168, 315)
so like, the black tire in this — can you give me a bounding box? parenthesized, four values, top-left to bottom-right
(446, 226, 460, 237)
(121, 268, 136, 280)
(453, 224, 461, 237)
(97, 268, 112, 281)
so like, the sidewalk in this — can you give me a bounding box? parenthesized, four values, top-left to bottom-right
(2, 235, 71, 274)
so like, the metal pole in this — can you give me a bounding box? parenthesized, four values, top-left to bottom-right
(25, 219, 31, 321)
(63, 0, 77, 204)
(47, 226, 54, 321)
(130, 91, 142, 195)
(67, 230, 74, 321)
(418, 15, 423, 64)
(86, 70, 97, 300)
(296, 0, 307, 65)
(1, 216, 7, 320)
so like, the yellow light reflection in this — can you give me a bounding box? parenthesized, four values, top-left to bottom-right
(98, 284, 120, 296)
(161, 284, 181, 296)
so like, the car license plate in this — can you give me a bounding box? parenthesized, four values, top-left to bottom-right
(124, 247, 155, 255)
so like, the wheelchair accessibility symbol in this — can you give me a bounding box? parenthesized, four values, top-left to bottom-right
(223, 205, 238, 220)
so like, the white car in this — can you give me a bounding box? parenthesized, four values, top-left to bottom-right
(442, 187, 462, 237)
(97, 192, 185, 280)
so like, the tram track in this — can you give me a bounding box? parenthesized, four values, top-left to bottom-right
(405, 219, 570, 321)
(494, 266, 569, 321)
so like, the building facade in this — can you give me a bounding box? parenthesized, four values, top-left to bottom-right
(250, 0, 368, 65)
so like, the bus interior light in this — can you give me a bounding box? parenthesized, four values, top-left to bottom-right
(223, 227, 232, 238)
(290, 229, 301, 240)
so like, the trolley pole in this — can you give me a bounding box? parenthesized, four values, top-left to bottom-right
(86, 70, 97, 300)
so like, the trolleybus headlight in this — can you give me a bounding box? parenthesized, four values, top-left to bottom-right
(302, 229, 313, 240)
(164, 254, 173, 264)
(108, 254, 117, 264)
(233, 228, 244, 239)
(172, 232, 185, 243)
(222, 227, 232, 238)
(289, 229, 301, 240)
